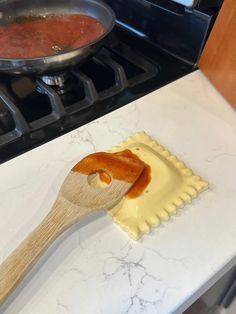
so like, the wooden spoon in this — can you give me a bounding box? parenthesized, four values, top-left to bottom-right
(0, 152, 144, 305)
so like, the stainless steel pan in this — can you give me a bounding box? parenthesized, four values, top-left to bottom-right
(0, 0, 115, 75)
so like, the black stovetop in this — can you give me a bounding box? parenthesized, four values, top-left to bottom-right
(0, 25, 195, 163)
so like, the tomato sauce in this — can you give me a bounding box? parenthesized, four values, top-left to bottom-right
(0, 14, 106, 58)
(72, 150, 151, 199)
(113, 150, 151, 199)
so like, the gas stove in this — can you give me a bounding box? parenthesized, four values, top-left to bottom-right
(0, 0, 221, 163)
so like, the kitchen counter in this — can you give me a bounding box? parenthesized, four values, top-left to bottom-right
(0, 70, 236, 314)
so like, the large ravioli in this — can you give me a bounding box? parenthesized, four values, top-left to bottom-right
(109, 132, 209, 239)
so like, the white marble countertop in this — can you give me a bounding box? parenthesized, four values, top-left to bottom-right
(0, 70, 236, 314)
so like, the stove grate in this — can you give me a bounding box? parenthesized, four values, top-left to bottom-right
(0, 42, 158, 147)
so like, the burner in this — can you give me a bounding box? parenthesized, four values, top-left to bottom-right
(39, 72, 76, 95)
(41, 72, 70, 87)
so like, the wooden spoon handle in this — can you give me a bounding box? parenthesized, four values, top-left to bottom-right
(0, 198, 83, 305)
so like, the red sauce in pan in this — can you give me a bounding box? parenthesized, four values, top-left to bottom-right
(72, 150, 151, 199)
(0, 14, 106, 58)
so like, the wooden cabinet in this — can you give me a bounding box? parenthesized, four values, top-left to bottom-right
(199, 0, 236, 108)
